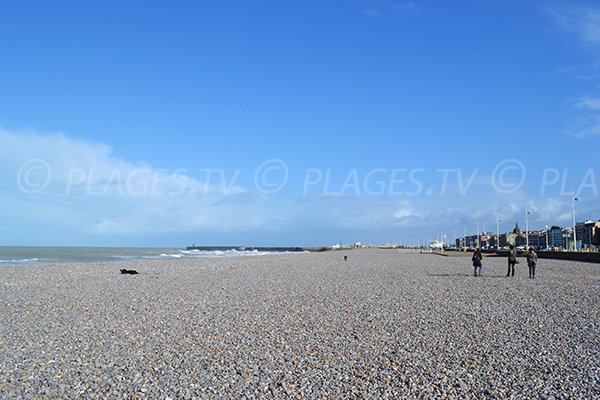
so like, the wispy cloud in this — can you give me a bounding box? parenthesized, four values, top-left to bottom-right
(362, 7, 381, 17)
(566, 115, 600, 138)
(574, 96, 600, 110)
(568, 97, 600, 137)
(391, 2, 422, 14)
(362, 0, 426, 17)
(545, 3, 600, 45)
(546, 3, 600, 138)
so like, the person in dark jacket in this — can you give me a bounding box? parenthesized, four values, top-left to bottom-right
(507, 244, 517, 277)
(526, 247, 538, 279)
(472, 248, 483, 277)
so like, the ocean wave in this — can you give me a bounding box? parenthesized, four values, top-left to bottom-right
(0, 258, 40, 264)
(160, 253, 183, 258)
(110, 255, 137, 260)
(179, 249, 275, 258)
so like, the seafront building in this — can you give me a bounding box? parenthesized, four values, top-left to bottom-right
(548, 226, 563, 248)
(453, 220, 600, 250)
(576, 220, 600, 250)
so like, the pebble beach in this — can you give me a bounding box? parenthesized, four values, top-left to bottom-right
(1, 249, 598, 399)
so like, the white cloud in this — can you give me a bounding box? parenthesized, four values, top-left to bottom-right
(1, 129, 597, 245)
(0, 129, 283, 239)
(556, 212, 572, 223)
(84, 219, 126, 234)
(394, 207, 414, 218)
(574, 97, 600, 110)
(1, 130, 449, 242)
(526, 198, 568, 223)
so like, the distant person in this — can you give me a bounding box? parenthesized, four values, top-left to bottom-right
(526, 247, 538, 279)
(472, 248, 483, 277)
(507, 244, 517, 277)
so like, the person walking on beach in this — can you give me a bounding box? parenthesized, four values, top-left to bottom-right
(507, 244, 517, 277)
(526, 247, 538, 279)
(472, 248, 483, 277)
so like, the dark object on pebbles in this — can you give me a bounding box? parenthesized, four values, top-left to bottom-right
(344, 255, 348, 261)
(119, 269, 138, 274)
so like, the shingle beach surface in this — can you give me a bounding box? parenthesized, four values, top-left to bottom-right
(1, 249, 598, 399)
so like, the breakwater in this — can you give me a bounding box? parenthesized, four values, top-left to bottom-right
(186, 245, 339, 253)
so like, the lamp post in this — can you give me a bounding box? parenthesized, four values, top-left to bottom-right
(477, 221, 480, 249)
(572, 191, 579, 251)
(496, 216, 502, 250)
(545, 225, 549, 251)
(525, 204, 530, 248)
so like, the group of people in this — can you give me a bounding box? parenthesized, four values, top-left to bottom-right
(471, 245, 538, 278)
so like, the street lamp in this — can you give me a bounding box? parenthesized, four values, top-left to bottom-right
(525, 204, 530, 248)
(496, 216, 502, 250)
(477, 221, 480, 249)
(572, 191, 579, 251)
(545, 225, 549, 251)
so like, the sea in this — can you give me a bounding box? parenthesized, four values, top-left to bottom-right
(0, 246, 282, 266)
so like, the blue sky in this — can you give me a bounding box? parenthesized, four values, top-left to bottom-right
(1, 0, 599, 247)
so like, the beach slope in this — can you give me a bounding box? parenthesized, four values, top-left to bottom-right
(1, 249, 598, 398)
